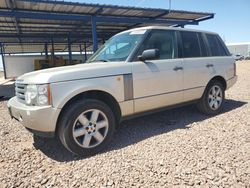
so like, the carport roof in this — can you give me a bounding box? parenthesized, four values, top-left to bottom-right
(0, 0, 214, 54)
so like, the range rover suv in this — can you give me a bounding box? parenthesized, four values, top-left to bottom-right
(8, 26, 237, 156)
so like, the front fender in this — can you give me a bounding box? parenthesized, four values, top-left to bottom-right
(51, 76, 125, 109)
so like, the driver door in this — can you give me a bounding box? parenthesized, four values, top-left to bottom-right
(132, 30, 184, 113)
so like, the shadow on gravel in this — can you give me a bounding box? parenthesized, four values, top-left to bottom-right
(0, 82, 15, 101)
(33, 99, 247, 162)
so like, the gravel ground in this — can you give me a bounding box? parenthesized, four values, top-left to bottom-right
(0, 61, 250, 187)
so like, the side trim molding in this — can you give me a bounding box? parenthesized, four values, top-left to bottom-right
(123, 74, 134, 101)
(134, 86, 205, 100)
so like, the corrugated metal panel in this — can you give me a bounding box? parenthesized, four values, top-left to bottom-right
(0, 0, 214, 54)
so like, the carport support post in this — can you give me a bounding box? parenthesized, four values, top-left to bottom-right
(79, 44, 82, 61)
(44, 43, 48, 60)
(51, 38, 55, 66)
(84, 42, 87, 62)
(68, 36, 72, 64)
(79, 44, 82, 55)
(0, 43, 7, 79)
(91, 16, 98, 53)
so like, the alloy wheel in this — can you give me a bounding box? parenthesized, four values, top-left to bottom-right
(72, 109, 109, 148)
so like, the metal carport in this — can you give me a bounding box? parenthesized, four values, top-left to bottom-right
(0, 0, 214, 79)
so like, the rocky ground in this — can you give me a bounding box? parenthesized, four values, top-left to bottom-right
(0, 61, 249, 187)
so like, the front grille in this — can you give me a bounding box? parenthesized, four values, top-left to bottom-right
(15, 82, 26, 103)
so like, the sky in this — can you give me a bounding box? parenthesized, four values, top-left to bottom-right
(1, 0, 250, 69)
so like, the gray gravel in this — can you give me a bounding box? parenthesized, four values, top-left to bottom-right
(0, 62, 250, 187)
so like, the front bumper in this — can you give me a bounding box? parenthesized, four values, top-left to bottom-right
(226, 76, 237, 90)
(7, 97, 61, 136)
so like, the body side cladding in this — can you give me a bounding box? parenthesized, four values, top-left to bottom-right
(134, 86, 205, 100)
(123, 73, 134, 101)
(121, 99, 199, 121)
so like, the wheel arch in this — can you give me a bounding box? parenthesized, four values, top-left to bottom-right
(207, 75, 227, 91)
(56, 90, 122, 133)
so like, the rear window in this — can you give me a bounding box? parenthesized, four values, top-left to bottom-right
(206, 34, 227, 56)
(180, 31, 201, 58)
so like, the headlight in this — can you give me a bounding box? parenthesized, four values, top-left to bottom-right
(25, 84, 51, 106)
(25, 85, 37, 105)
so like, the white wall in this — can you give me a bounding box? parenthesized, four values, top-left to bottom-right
(5, 56, 39, 78)
(226, 43, 250, 57)
(4, 54, 91, 79)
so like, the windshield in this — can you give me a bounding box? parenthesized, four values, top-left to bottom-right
(87, 30, 146, 63)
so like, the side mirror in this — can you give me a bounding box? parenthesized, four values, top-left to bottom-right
(138, 49, 160, 61)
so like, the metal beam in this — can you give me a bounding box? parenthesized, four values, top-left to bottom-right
(175, 15, 214, 28)
(91, 16, 98, 52)
(0, 33, 113, 39)
(0, 25, 123, 33)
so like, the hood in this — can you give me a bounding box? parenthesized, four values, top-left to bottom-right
(16, 62, 132, 84)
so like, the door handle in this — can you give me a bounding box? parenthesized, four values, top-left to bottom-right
(206, 64, 214, 68)
(173, 66, 183, 71)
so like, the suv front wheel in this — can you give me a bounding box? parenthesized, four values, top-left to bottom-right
(197, 81, 225, 115)
(58, 99, 116, 156)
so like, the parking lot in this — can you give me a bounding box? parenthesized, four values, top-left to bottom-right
(0, 61, 249, 187)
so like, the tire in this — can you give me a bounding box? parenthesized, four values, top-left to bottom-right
(197, 80, 225, 115)
(57, 99, 116, 156)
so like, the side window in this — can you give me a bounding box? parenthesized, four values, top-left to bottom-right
(206, 34, 227, 56)
(216, 36, 229, 56)
(198, 33, 208, 57)
(138, 30, 176, 60)
(180, 31, 201, 58)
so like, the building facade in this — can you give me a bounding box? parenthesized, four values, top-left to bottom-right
(227, 43, 250, 57)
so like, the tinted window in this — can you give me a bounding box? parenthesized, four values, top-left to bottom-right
(198, 33, 208, 57)
(180, 31, 201, 58)
(216, 36, 229, 56)
(206, 34, 227, 56)
(138, 30, 176, 60)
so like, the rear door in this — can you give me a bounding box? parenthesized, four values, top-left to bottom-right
(132, 30, 184, 113)
(180, 31, 211, 102)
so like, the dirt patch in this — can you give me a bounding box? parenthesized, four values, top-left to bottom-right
(0, 62, 249, 187)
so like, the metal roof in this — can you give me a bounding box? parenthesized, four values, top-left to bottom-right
(0, 0, 214, 54)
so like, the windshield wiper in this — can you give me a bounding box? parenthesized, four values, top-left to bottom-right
(89, 59, 109, 63)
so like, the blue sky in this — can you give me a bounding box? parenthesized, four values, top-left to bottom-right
(1, 0, 250, 69)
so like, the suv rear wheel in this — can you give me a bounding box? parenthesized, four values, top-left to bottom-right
(58, 99, 116, 156)
(197, 81, 225, 115)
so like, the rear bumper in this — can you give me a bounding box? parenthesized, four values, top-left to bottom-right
(226, 76, 237, 90)
(7, 97, 60, 136)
